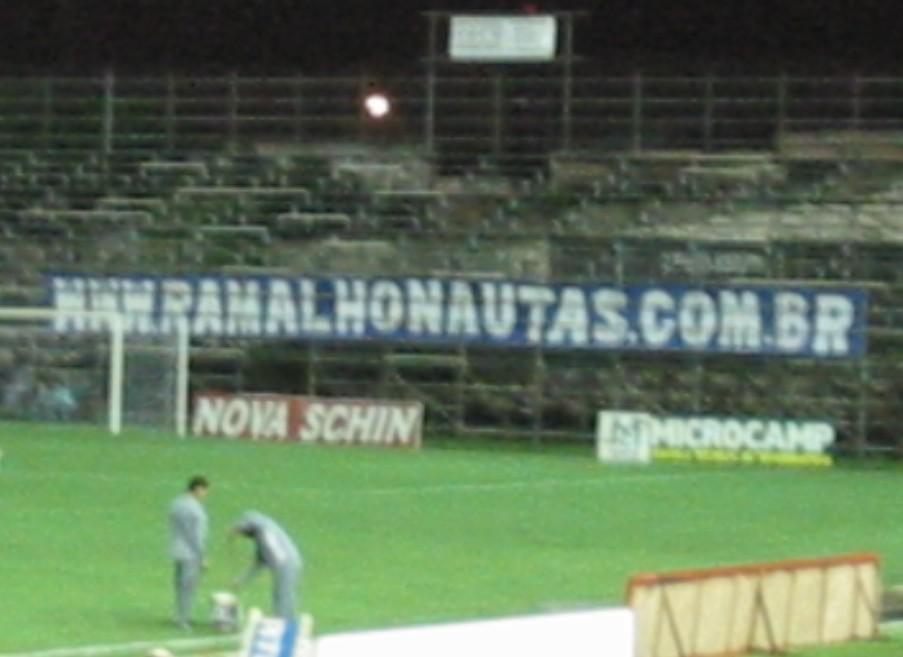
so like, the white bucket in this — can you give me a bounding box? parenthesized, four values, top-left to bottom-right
(210, 591, 241, 632)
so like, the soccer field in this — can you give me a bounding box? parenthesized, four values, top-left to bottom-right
(1, 423, 902, 656)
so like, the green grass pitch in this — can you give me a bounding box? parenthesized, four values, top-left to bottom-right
(2, 422, 903, 656)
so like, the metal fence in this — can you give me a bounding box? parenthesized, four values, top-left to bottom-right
(2, 73, 903, 166)
(222, 235, 896, 454)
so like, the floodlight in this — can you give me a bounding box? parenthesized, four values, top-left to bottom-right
(364, 92, 391, 119)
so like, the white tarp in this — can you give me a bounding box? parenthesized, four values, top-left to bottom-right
(315, 608, 634, 657)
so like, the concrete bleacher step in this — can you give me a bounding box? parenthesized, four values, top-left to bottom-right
(174, 186, 312, 203)
(207, 155, 284, 186)
(192, 243, 250, 267)
(275, 154, 333, 175)
(370, 190, 446, 222)
(363, 212, 422, 231)
(139, 160, 209, 178)
(274, 212, 351, 235)
(333, 161, 407, 177)
(136, 238, 190, 267)
(372, 189, 447, 203)
(0, 243, 46, 276)
(172, 192, 242, 219)
(135, 160, 210, 195)
(0, 147, 37, 162)
(219, 265, 294, 277)
(20, 208, 153, 228)
(96, 196, 168, 217)
(198, 224, 271, 244)
(0, 188, 55, 209)
(7, 217, 70, 239)
(275, 170, 333, 188)
(137, 224, 196, 241)
(0, 284, 44, 306)
(4, 172, 71, 188)
(384, 353, 467, 373)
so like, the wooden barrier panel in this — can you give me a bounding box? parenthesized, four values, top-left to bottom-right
(626, 553, 880, 657)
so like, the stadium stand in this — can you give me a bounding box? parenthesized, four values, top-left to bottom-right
(1, 74, 903, 452)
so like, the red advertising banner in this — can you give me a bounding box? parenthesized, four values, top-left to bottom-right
(192, 392, 423, 448)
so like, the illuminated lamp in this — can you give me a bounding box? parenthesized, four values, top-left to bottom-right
(363, 92, 391, 119)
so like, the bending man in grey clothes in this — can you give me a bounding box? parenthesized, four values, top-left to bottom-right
(232, 511, 303, 620)
(168, 476, 210, 629)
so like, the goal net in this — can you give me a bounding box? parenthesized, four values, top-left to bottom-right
(0, 307, 189, 435)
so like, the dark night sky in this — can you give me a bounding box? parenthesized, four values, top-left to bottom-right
(0, 0, 898, 74)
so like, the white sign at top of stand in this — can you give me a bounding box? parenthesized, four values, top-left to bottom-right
(449, 15, 558, 62)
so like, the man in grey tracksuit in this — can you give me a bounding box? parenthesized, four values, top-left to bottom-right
(168, 476, 210, 629)
(232, 511, 302, 620)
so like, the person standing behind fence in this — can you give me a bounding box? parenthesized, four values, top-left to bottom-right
(231, 510, 303, 620)
(168, 475, 210, 629)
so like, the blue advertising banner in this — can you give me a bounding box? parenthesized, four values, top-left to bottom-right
(46, 274, 868, 358)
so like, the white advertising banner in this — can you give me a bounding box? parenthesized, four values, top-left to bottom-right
(449, 15, 558, 62)
(597, 410, 835, 466)
(48, 274, 869, 358)
(193, 392, 423, 448)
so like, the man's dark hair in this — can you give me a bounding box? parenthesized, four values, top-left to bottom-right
(187, 475, 210, 492)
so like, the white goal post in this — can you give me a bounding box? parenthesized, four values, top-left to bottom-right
(0, 307, 189, 436)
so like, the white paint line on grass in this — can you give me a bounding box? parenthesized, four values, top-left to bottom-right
(356, 470, 738, 496)
(6, 463, 740, 499)
(1, 634, 238, 657)
(3, 466, 735, 498)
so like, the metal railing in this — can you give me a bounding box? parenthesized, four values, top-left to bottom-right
(1, 73, 902, 166)
(267, 235, 899, 454)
